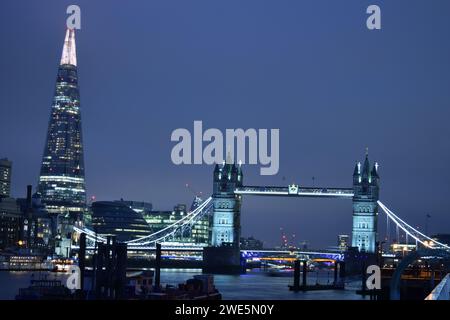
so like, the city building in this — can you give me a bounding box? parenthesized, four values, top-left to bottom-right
(0, 159, 23, 250)
(189, 196, 210, 244)
(37, 28, 86, 216)
(53, 214, 74, 257)
(190, 217, 209, 244)
(16, 186, 53, 251)
(91, 201, 152, 242)
(338, 234, 349, 252)
(390, 243, 417, 255)
(141, 200, 209, 244)
(117, 200, 153, 214)
(431, 234, 450, 247)
(142, 205, 186, 232)
(21, 208, 53, 250)
(0, 197, 22, 249)
(298, 240, 309, 251)
(0, 158, 12, 198)
(240, 236, 263, 250)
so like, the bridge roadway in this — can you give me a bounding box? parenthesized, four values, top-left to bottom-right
(234, 185, 354, 198)
(73, 244, 343, 259)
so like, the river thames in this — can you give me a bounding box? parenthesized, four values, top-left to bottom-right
(0, 268, 367, 300)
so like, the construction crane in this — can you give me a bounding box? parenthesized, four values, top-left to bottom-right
(185, 183, 204, 211)
(280, 227, 289, 248)
(185, 183, 203, 198)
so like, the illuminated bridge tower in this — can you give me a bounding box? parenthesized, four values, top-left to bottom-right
(351, 151, 379, 253)
(204, 156, 244, 273)
(37, 28, 86, 216)
(211, 158, 243, 247)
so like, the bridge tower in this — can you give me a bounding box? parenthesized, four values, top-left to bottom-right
(351, 151, 379, 253)
(211, 157, 243, 246)
(203, 155, 244, 273)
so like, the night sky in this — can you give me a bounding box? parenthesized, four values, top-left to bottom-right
(1, 0, 450, 248)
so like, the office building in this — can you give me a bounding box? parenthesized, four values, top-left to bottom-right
(0, 158, 12, 198)
(37, 28, 86, 215)
(92, 201, 152, 242)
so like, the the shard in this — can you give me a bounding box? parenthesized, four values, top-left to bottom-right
(37, 28, 86, 215)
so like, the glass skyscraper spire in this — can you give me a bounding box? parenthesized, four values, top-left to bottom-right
(38, 28, 86, 215)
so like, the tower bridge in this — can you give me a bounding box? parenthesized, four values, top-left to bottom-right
(203, 150, 379, 272)
(74, 151, 450, 273)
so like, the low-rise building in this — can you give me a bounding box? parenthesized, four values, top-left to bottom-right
(0, 197, 22, 249)
(338, 234, 349, 252)
(0, 158, 12, 198)
(92, 200, 153, 242)
(141, 198, 210, 244)
(240, 236, 264, 250)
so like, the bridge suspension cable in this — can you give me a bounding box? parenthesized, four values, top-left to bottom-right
(378, 201, 450, 251)
(125, 196, 213, 246)
(73, 225, 107, 243)
(125, 196, 212, 245)
(73, 197, 213, 247)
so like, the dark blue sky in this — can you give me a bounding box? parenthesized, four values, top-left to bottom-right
(1, 0, 450, 248)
